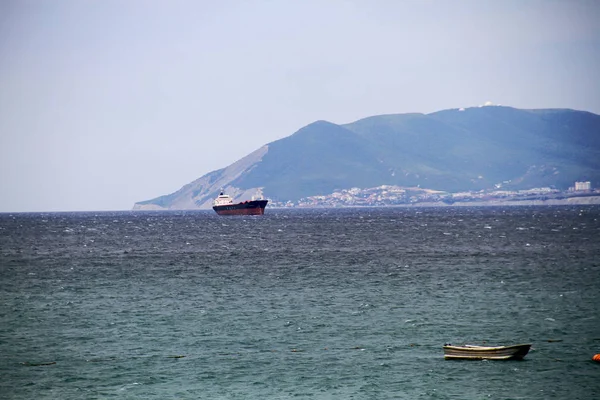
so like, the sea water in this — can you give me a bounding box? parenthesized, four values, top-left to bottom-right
(1, 206, 599, 399)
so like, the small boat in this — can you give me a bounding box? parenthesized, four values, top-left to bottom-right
(443, 343, 531, 360)
(212, 191, 268, 216)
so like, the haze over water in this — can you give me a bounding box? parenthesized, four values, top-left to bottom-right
(1, 206, 599, 399)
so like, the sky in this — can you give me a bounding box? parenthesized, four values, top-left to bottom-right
(1, 0, 599, 212)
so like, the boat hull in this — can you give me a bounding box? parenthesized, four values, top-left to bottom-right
(443, 344, 531, 360)
(212, 200, 268, 216)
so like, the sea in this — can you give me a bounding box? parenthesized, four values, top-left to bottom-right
(1, 206, 599, 399)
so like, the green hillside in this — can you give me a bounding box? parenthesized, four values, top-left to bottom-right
(239, 106, 600, 200)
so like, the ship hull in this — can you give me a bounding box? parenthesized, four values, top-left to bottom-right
(212, 200, 268, 216)
(443, 344, 531, 360)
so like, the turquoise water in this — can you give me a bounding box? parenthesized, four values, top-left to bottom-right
(1, 206, 599, 399)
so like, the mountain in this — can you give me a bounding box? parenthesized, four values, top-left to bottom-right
(133, 106, 600, 210)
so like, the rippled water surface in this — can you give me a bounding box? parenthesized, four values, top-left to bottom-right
(1, 206, 599, 399)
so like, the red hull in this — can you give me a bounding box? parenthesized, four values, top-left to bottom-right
(213, 199, 268, 216)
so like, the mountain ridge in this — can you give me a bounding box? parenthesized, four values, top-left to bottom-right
(133, 106, 600, 210)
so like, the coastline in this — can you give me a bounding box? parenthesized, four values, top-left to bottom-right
(408, 196, 600, 207)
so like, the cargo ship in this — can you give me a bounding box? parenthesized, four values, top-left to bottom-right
(212, 192, 268, 216)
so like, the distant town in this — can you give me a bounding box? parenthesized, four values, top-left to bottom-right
(270, 181, 600, 208)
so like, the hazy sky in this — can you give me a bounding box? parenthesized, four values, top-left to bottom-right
(1, 0, 599, 212)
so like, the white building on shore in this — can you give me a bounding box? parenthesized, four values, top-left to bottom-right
(574, 181, 592, 191)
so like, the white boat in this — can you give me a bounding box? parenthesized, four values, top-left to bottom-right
(443, 343, 531, 360)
